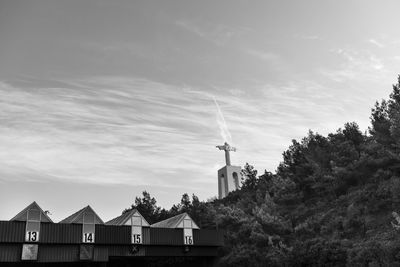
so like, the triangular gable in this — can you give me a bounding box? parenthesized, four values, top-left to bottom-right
(10, 201, 53, 223)
(105, 209, 149, 226)
(176, 213, 200, 229)
(151, 213, 199, 229)
(150, 213, 185, 228)
(124, 210, 150, 227)
(58, 206, 86, 224)
(59, 205, 104, 224)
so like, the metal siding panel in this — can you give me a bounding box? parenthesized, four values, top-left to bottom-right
(142, 227, 150, 245)
(95, 224, 130, 244)
(146, 246, 218, 257)
(0, 244, 21, 262)
(107, 245, 146, 257)
(150, 228, 182, 245)
(193, 229, 224, 246)
(79, 244, 94, 260)
(0, 221, 25, 243)
(40, 223, 82, 243)
(37, 244, 79, 262)
(145, 246, 184, 257)
(94, 245, 109, 261)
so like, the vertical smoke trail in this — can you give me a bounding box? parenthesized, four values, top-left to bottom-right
(183, 86, 233, 143)
(212, 96, 232, 144)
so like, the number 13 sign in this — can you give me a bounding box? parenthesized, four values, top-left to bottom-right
(26, 231, 39, 242)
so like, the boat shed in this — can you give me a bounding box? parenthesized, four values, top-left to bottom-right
(0, 202, 224, 267)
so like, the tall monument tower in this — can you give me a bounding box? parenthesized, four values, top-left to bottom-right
(216, 142, 241, 199)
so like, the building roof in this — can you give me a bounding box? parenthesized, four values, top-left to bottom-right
(105, 209, 150, 226)
(10, 201, 53, 223)
(59, 205, 104, 224)
(150, 213, 199, 229)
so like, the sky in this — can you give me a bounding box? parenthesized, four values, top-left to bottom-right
(1, 0, 400, 222)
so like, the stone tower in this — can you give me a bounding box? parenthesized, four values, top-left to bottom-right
(216, 142, 241, 199)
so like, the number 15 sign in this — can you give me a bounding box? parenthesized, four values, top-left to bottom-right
(132, 226, 142, 244)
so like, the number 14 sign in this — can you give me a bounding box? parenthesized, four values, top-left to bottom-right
(83, 232, 94, 243)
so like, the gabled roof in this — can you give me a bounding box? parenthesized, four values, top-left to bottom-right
(105, 209, 150, 226)
(10, 201, 53, 223)
(151, 213, 199, 229)
(59, 205, 104, 224)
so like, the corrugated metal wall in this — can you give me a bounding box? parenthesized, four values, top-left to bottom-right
(193, 229, 224, 246)
(145, 246, 218, 257)
(0, 244, 217, 262)
(95, 224, 130, 244)
(142, 226, 151, 244)
(0, 221, 25, 243)
(149, 228, 182, 245)
(0, 244, 20, 262)
(37, 245, 79, 262)
(0, 221, 223, 263)
(40, 223, 81, 244)
(0, 221, 224, 246)
(107, 245, 147, 257)
(93, 245, 109, 261)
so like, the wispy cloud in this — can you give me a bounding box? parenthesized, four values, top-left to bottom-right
(293, 34, 321, 40)
(0, 79, 218, 187)
(321, 48, 387, 82)
(368, 39, 385, 48)
(175, 19, 250, 46)
(245, 49, 286, 71)
(246, 49, 280, 61)
(1, 75, 363, 191)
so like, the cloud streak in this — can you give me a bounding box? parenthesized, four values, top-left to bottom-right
(213, 96, 232, 144)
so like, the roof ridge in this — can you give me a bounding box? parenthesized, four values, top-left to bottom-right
(59, 206, 87, 224)
(59, 205, 104, 224)
(105, 209, 136, 225)
(105, 209, 150, 226)
(151, 212, 187, 228)
(10, 201, 53, 223)
(85, 205, 105, 224)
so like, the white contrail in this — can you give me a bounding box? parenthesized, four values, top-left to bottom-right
(212, 96, 232, 144)
(183, 85, 233, 143)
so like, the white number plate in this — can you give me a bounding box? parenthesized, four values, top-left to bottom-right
(26, 231, 39, 242)
(83, 232, 94, 243)
(184, 235, 193, 245)
(132, 234, 141, 244)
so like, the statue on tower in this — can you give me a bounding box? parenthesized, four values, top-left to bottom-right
(216, 142, 236, 166)
(216, 142, 241, 199)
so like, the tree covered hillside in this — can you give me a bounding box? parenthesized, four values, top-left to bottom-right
(127, 76, 400, 266)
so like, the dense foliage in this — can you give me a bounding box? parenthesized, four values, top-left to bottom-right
(127, 76, 400, 266)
